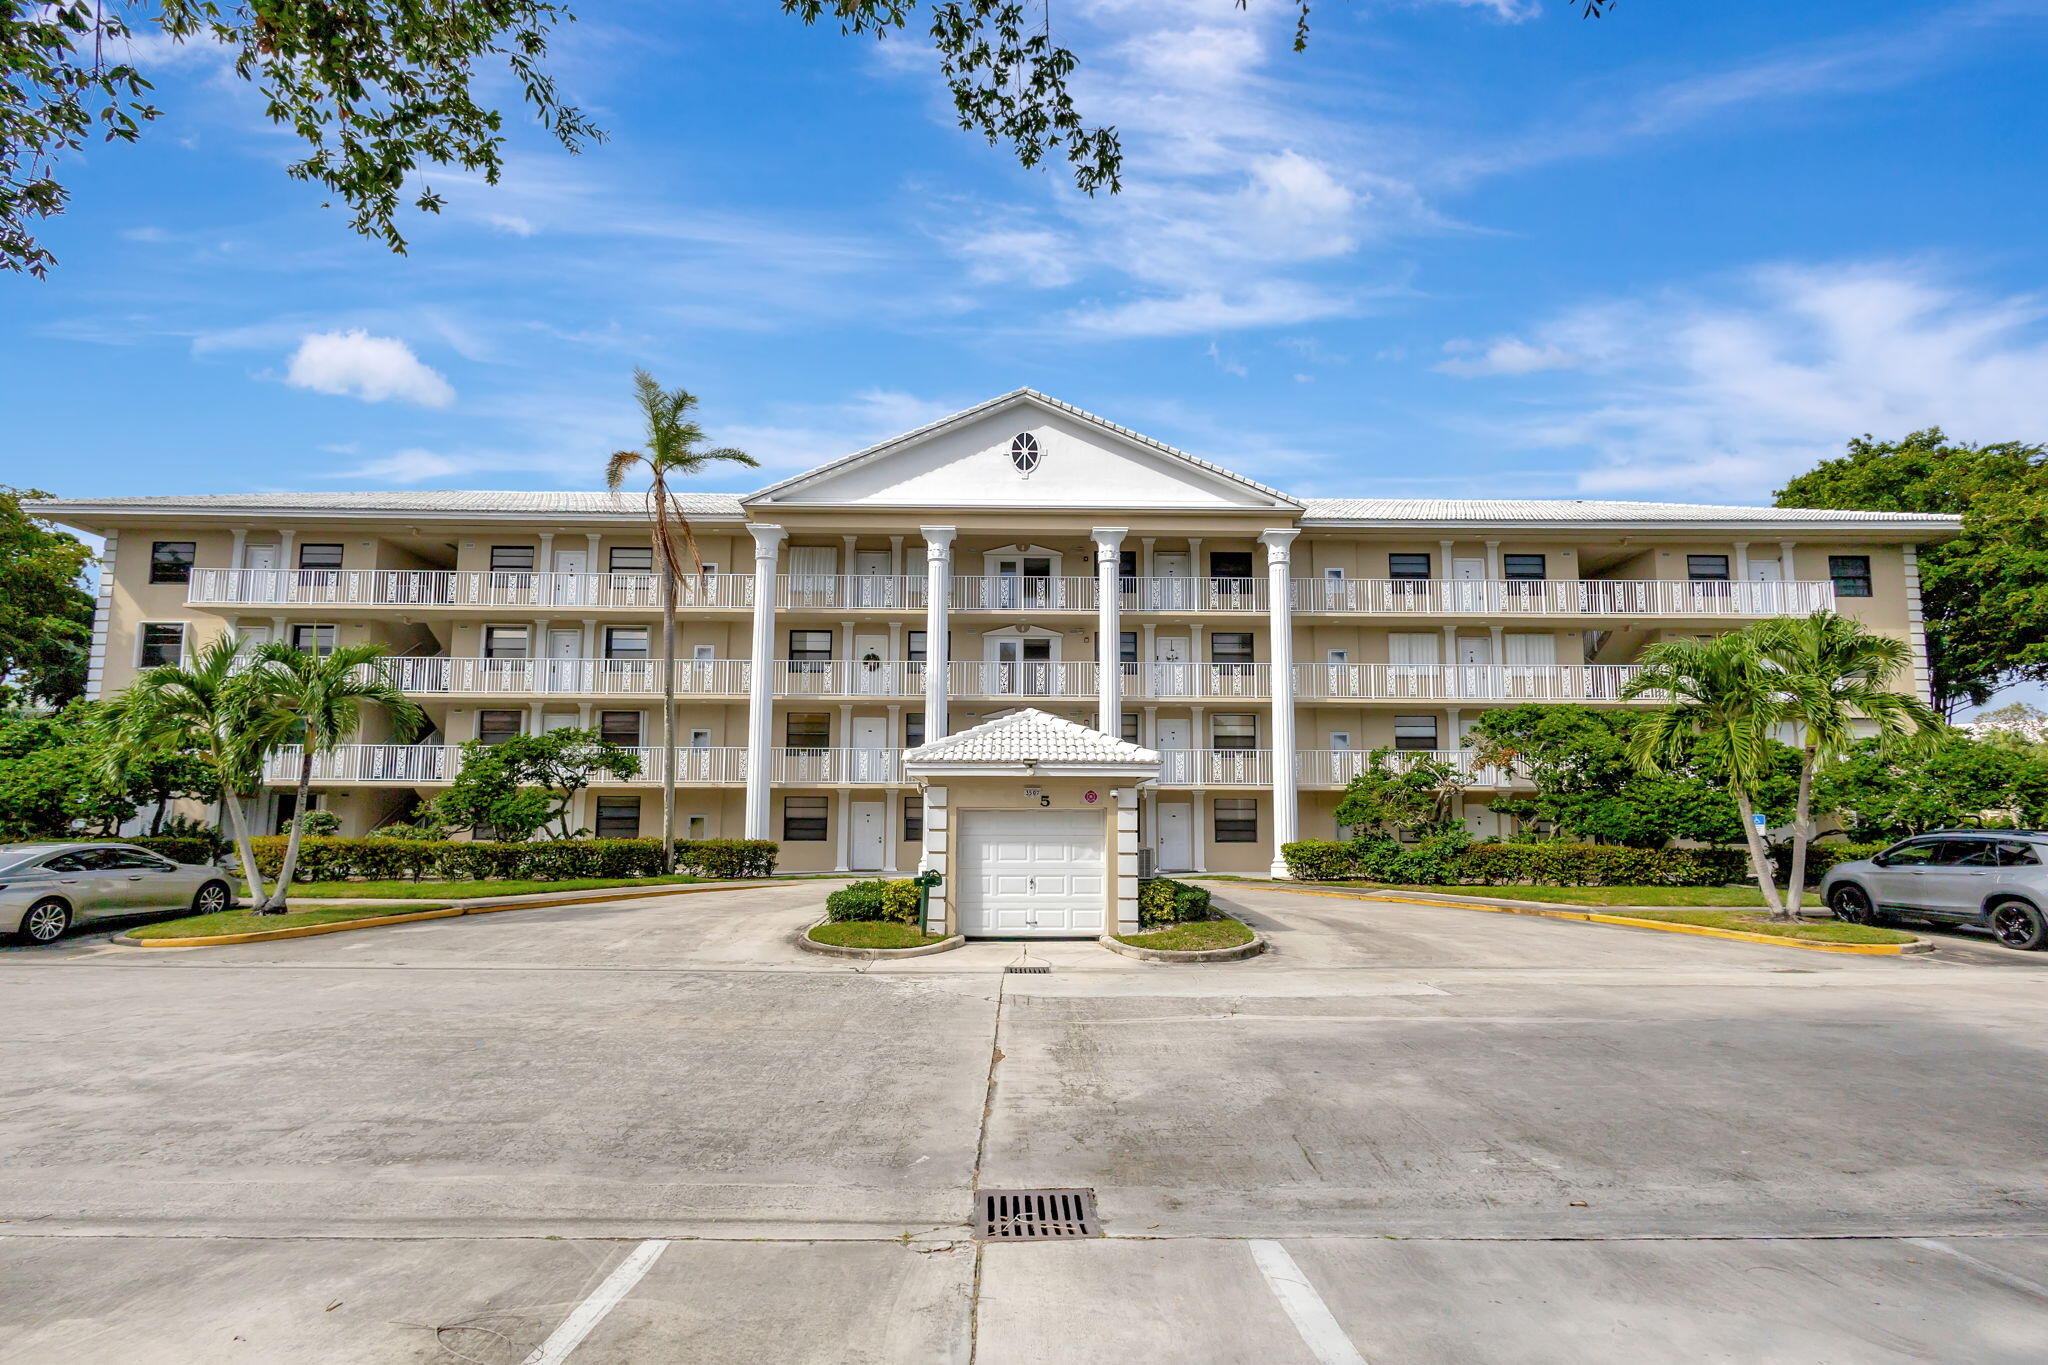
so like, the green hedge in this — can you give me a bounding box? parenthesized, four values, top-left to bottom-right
(243, 836, 778, 883)
(825, 878, 922, 925)
(1138, 877, 1212, 927)
(1776, 841, 1888, 885)
(1280, 839, 1757, 888)
(119, 836, 228, 866)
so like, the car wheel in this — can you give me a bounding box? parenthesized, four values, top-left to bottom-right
(191, 880, 232, 915)
(21, 897, 71, 944)
(1989, 900, 2048, 951)
(1829, 884, 1877, 926)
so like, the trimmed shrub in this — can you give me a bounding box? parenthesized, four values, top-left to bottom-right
(244, 836, 779, 883)
(1138, 877, 1212, 927)
(1282, 839, 1756, 888)
(826, 878, 921, 925)
(120, 835, 227, 866)
(1776, 841, 1889, 886)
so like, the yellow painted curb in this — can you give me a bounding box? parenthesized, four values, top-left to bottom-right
(1239, 884, 1927, 955)
(124, 879, 802, 948)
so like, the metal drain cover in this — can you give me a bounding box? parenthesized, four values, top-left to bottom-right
(976, 1188, 1100, 1241)
(1005, 965, 1051, 975)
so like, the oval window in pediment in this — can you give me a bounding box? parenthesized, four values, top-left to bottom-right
(1009, 433, 1041, 474)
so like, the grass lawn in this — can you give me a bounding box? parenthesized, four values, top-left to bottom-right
(1612, 908, 1916, 945)
(246, 874, 715, 900)
(130, 906, 452, 939)
(1223, 877, 1820, 909)
(808, 921, 946, 950)
(1115, 918, 1257, 952)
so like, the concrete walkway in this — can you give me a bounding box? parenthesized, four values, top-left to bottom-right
(5, 881, 2048, 1361)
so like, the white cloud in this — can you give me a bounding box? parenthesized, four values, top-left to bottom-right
(325, 449, 475, 483)
(1458, 262, 2048, 500)
(1436, 336, 1586, 377)
(1206, 341, 1248, 376)
(483, 212, 536, 237)
(283, 330, 455, 408)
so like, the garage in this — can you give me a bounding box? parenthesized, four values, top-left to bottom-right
(956, 809, 1107, 937)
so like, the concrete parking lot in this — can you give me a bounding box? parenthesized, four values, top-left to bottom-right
(6, 880, 2048, 1361)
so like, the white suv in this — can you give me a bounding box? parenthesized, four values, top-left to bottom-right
(1821, 832, 2048, 950)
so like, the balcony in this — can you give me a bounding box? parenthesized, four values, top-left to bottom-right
(951, 574, 1099, 612)
(264, 743, 750, 785)
(1291, 577, 1836, 617)
(188, 568, 755, 610)
(1155, 748, 1273, 786)
(1294, 663, 1657, 702)
(382, 657, 751, 697)
(777, 574, 927, 611)
(1295, 748, 1513, 788)
(773, 747, 902, 784)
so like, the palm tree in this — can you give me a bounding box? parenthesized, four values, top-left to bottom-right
(100, 632, 275, 907)
(1623, 632, 1791, 917)
(1755, 611, 1941, 912)
(605, 370, 758, 872)
(241, 641, 423, 911)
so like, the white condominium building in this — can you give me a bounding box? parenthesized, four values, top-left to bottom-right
(44, 390, 1957, 936)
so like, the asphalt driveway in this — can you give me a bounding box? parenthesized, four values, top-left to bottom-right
(5, 879, 2048, 1361)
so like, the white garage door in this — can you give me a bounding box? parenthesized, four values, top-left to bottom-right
(957, 809, 1107, 937)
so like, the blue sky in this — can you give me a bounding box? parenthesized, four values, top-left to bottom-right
(9, 0, 2048, 513)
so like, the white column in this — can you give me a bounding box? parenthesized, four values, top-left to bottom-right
(230, 527, 248, 570)
(1114, 786, 1141, 934)
(921, 785, 950, 935)
(1733, 541, 1750, 580)
(539, 531, 555, 576)
(1903, 544, 1934, 707)
(85, 532, 118, 700)
(834, 787, 851, 872)
(1485, 539, 1501, 580)
(1191, 789, 1208, 874)
(1260, 528, 1300, 878)
(921, 527, 956, 738)
(1092, 527, 1127, 734)
(884, 784, 901, 876)
(743, 524, 786, 838)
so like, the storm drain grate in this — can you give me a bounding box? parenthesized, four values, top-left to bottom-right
(1005, 965, 1052, 975)
(976, 1188, 1100, 1240)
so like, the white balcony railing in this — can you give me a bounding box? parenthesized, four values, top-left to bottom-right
(1295, 748, 1514, 788)
(776, 574, 928, 611)
(773, 747, 902, 784)
(262, 744, 751, 785)
(1133, 661, 1271, 699)
(1155, 748, 1272, 786)
(774, 660, 926, 698)
(1122, 577, 1269, 613)
(1294, 663, 1657, 702)
(950, 575, 1099, 611)
(380, 657, 751, 697)
(188, 568, 755, 609)
(948, 660, 1098, 698)
(1290, 577, 1837, 616)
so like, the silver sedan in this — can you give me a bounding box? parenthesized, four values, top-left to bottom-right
(1, 842, 236, 944)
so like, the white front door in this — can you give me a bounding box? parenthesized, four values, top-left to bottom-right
(1453, 557, 1487, 611)
(1460, 634, 1498, 698)
(1157, 802, 1193, 871)
(851, 716, 889, 782)
(552, 549, 587, 605)
(547, 628, 582, 691)
(854, 632, 891, 695)
(542, 712, 578, 732)
(851, 801, 887, 870)
(956, 809, 1107, 937)
(244, 544, 279, 601)
(1153, 635, 1190, 696)
(1749, 558, 1782, 581)
(853, 550, 893, 608)
(1152, 552, 1190, 611)
(1157, 717, 1192, 784)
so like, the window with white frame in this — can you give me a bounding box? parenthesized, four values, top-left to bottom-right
(1389, 553, 1431, 580)
(489, 545, 536, 573)
(786, 713, 830, 751)
(138, 622, 186, 668)
(598, 710, 642, 746)
(477, 710, 522, 744)
(609, 546, 653, 573)
(903, 794, 923, 841)
(1394, 715, 1438, 751)
(483, 625, 529, 659)
(1213, 714, 1257, 750)
(783, 795, 828, 841)
(604, 627, 649, 660)
(289, 623, 337, 656)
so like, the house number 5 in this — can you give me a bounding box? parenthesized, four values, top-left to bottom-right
(1038, 794, 1051, 807)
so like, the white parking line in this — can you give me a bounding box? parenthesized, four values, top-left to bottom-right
(520, 1239, 670, 1364)
(1248, 1240, 1367, 1365)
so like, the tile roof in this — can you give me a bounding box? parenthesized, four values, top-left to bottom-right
(34, 490, 747, 518)
(904, 708, 1161, 768)
(1299, 497, 1955, 527)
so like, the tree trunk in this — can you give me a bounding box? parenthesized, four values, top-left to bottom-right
(659, 559, 677, 875)
(264, 747, 315, 912)
(1732, 788, 1787, 919)
(222, 791, 267, 909)
(1788, 745, 1818, 921)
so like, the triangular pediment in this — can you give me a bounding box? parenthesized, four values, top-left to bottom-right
(744, 391, 1301, 513)
(903, 708, 1160, 771)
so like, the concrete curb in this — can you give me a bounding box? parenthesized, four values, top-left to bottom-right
(794, 919, 965, 959)
(1230, 882, 1934, 956)
(111, 878, 805, 949)
(1099, 926, 1268, 963)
